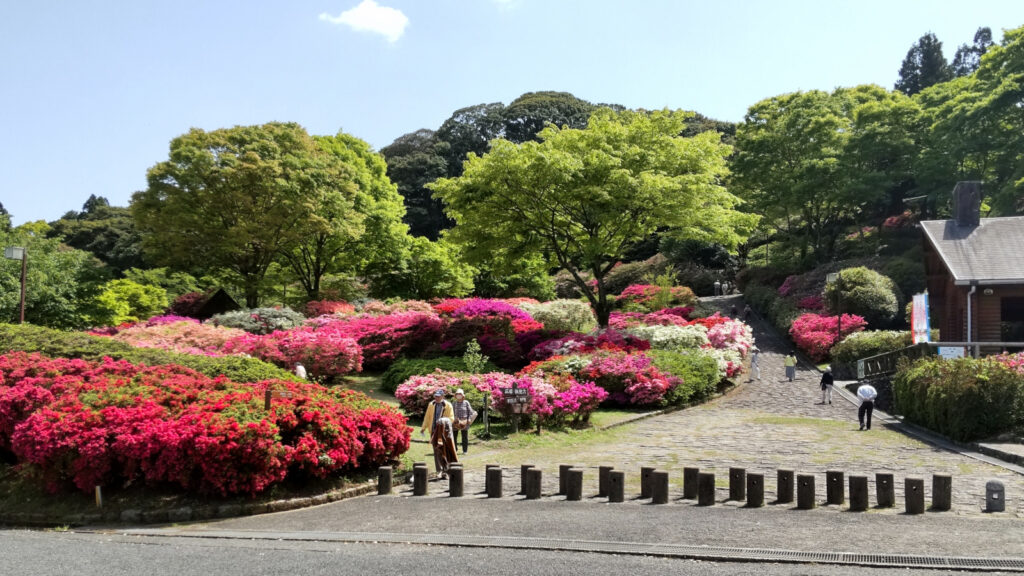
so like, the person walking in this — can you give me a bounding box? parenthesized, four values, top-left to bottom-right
(749, 348, 761, 381)
(421, 389, 454, 477)
(743, 304, 753, 322)
(857, 383, 878, 430)
(784, 352, 798, 381)
(430, 417, 459, 478)
(820, 365, 834, 404)
(451, 388, 477, 454)
(730, 303, 739, 318)
(294, 362, 307, 380)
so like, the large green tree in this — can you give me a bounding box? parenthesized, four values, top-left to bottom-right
(895, 32, 953, 96)
(501, 91, 596, 143)
(952, 27, 994, 77)
(431, 109, 756, 326)
(132, 122, 347, 306)
(48, 195, 145, 274)
(436, 103, 506, 177)
(380, 129, 451, 239)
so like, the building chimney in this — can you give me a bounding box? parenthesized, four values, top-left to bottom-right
(952, 181, 982, 227)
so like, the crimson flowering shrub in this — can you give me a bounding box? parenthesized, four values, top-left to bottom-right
(797, 295, 825, 310)
(0, 352, 409, 496)
(789, 313, 868, 362)
(527, 330, 650, 362)
(112, 321, 245, 356)
(575, 351, 678, 406)
(432, 298, 469, 316)
(452, 299, 535, 321)
(609, 310, 689, 330)
(309, 312, 444, 370)
(617, 284, 697, 312)
(167, 291, 207, 318)
(303, 300, 356, 317)
(223, 329, 363, 380)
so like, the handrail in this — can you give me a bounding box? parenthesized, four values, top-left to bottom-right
(853, 341, 1024, 380)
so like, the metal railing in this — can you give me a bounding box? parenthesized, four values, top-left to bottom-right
(855, 341, 1024, 380)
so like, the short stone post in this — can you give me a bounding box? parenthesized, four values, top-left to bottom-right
(608, 471, 625, 503)
(697, 472, 716, 506)
(905, 478, 925, 514)
(484, 464, 500, 494)
(413, 466, 428, 496)
(986, 480, 1006, 512)
(796, 474, 815, 510)
(826, 471, 845, 505)
(566, 468, 584, 501)
(448, 466, 464, 497)
(641, 466, 656, 499)
(746, 473, 764, 508)
(486, 466, 503, 498)
(520, 464, 535, 495)
(377, 466, 393, 495)
(729, 468, 746, 501)
(876, 473, 895, 508)
(683, 467, 700, 500)
(525, 468, 543, 500)
(651, 471, 670, 504)
(599, 466, 614, 497)
(849, 475, 868, 512)
(776, 470, 794, 504)
(932, 474, 952, 511)
(559, 464, 573, 495)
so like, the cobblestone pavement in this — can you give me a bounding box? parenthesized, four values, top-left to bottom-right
(443, 296, 1024, 518)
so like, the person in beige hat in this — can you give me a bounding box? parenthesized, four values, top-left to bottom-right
(451, 388, 477, 454)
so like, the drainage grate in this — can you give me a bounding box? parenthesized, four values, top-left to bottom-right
(105, 528, 1024, 572)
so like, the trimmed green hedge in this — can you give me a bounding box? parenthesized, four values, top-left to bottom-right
(893, 356, 1024, 441)
(648, 350, 721, 405)
(381, 357, 502, 394)
(0, 323, 301, 383)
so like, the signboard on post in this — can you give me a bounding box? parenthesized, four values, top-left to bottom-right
(911, 292, 931, 344)
(498, 385, 531, 430)
(938, 347, 965, 360)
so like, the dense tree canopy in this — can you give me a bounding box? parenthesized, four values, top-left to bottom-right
(48, 195, 145, 274)
(895, 32, 953, 96)
(431, 108, 756, 326)
(380, 129, 451, 239)
(952, 27, 994, 77)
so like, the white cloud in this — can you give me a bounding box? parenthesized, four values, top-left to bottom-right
(319, 1, 409, 43)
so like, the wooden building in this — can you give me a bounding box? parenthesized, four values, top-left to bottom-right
(921, 182, 1024, 345)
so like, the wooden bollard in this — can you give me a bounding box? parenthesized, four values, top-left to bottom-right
(486, 466, 503, 498)
(413, 466, 428, 496)
(525, 468, 542, 500)
(932, 474, 952, 511)
(729, 468, 746, 501)
(849, 475, 868, 511)
(599, 466, 614, 497)
(448, 466, 464, 497)
(640, 466, 656, 499)
(905, 477, 925, 514)
(566, 468, 584, 501)
(520, 464, 534, 495)
(484, 464, 500, 494)
(826, 471, 845, 505)
(651, 471, 669, 504)
(876, 473, 895, 508)
(608, 471, 625, 503)
(377, 466, 393, 495)
(697, 472, 716, 506)
(796, 474, 815, 509)
(776, 470, 794, 504)
(559, 464, 573, 495)
(746, 473, 764, 508)
(683, 467, 700, 500)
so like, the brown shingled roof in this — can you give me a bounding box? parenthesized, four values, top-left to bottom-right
(920, 216, 1024, 285)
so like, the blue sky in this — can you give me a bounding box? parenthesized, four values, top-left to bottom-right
(2, 0, 1023, 225)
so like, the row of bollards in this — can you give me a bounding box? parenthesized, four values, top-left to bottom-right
(379, 464, 983, 514)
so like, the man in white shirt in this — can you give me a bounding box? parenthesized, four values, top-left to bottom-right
(857, 383, 878, 430)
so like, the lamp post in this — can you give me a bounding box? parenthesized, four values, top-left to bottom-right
(4, 246, 26, 324)
(826, 271, 842, 343)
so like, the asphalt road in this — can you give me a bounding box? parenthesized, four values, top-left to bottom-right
(0, 529, 984, 576)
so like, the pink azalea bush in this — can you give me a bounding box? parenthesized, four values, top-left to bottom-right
(994, 351, 1024, 375)
(0, 352, 409, 496)
(223, 329, 363, 379)
(145, 315, 201, 326)
(303, 300, 356, 317)
(706, 317, 754, 357)
(617, 284, 697, 312)
(112, 321, 245, 356)
(527, 330, 650, 361)
(789, 313, 868, 362)
(575, 351, 678, 406)
(308, 312, 444, 369)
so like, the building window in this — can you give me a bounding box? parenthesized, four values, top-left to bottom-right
(1001, 297, 1024, 342)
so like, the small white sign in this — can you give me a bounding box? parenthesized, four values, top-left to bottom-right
(938, 347, 965, 359)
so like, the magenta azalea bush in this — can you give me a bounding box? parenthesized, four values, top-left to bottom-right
(223, 329, 363, 380)
(309, 312, 443, 370)
(575, 351, 678, 406)
(789, 313, 868, 362)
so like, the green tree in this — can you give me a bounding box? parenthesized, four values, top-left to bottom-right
(436, 102, 506, 177)
(501, 91, 596, 143)
(48, 196, 145, 274)
(431, 109, 756, 326)
(952, 27, 994, 77)
(0, 221, 106, 328)
(87, 278, 169, 326)
(382, 236, 475, 299)
(122, 267, 201, 301)
(132, 122, 343, 306)
(895, 32, 953, 96)
(380, 129, 451, 239)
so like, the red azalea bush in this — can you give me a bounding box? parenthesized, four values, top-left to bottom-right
(303, 300, 356, 317)
(789, 313, 868, 362)
(617, 284, 697, 312)
(0, 352, 409, 496)
(223, 329, 363, 380)
(309, 312, 444, 370)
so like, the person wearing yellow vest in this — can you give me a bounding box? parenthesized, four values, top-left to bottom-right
(784, 352, 798, 382)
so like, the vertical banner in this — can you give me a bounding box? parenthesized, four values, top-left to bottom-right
(911, 292, 930, 344)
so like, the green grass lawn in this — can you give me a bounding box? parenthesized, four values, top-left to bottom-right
(338, 372, 399, 406)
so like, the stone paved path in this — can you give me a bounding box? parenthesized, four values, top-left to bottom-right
(438, 295, 1024, 517)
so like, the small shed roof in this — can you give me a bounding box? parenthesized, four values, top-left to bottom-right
(921, 216, 1024, 285)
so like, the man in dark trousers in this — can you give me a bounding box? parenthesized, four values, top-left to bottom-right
(857, 383, 878, 430)
(820, 366, 834, 404)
